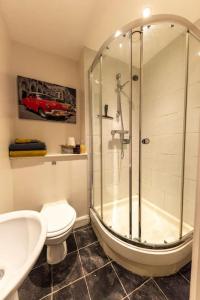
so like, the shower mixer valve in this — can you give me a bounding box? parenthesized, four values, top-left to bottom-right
(111, 129, 130, 144)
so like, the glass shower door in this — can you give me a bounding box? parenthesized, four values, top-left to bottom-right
(140, 23, 188, 245)
(90, 60, 102, 217)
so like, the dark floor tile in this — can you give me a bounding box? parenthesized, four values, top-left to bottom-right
(33, 245, 47, 268)
(74, 226, 97, 249)
(67, 233, 77, 253)
(129, 279, 166, 300)
(179, 262, 191, 281)
(19, 264, 51, 300)
(112, 262, 148, 294)
(53, 278, 90, 300)
(86, 263, 126, 300)
(79, 242, 109, 274)
(52, 251, 83, 292)
(73, 224, 91, 232)
(155, 273, 190, 300)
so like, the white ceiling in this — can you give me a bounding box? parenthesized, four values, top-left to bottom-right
(0, 0, 200, 62)
(0, 0, 97, 60)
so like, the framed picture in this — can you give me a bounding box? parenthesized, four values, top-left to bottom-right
(17, 75, 76, 123)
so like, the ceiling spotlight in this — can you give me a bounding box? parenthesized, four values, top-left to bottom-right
(142, 7, 152, 18)
(115, 30, 122, 38)
(119, 43, 123, 48)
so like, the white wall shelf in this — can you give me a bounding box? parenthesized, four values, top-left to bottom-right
(10, 153, 88, 166)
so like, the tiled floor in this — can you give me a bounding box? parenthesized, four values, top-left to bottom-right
(19, 225, 191, 300)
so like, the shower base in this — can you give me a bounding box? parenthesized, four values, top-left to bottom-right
(95, 197, 192, 245)
(90, 197, 193, 276)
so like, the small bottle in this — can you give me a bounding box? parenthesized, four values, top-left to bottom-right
(73, 144, 80, 154)
(80, 143, 86, 154)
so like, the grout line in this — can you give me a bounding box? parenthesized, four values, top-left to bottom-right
(32, 232, 81, 272)
(111, 262, 128, 298)
(126, 278, 152, 298)
(152, 279, 169, 300)
(74, 228, 92, 300)
(78, 240, 99, 251)
(40, 254, 112, 299)
(50, 235, 86, 296)
(39, 290, 53, 300)
(85, 261, 112, 277)
(67, 248, 78, 255)
(73, 225, 91, 233)
(49, 233, 102, 298)
(51, 275, 85, 296)
(122, 296, 129, 300)
(179, 271, 190, 283)
(32, 262, 46, 270)
(83, 273, 92, 300)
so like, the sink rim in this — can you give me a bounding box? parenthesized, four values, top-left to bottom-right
(0, 210, 47, 300)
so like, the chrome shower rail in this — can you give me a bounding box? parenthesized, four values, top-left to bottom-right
(89, 14, 200, 73)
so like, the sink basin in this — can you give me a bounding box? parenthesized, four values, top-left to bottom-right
(0, 210, 47, 300)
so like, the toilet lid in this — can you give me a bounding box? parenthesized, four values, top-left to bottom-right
(41, 202, 76, 234)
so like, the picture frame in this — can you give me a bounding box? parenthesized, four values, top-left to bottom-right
(17, 75, 76, 123)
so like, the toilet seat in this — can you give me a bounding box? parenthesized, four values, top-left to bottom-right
(41, 200, 76, 239)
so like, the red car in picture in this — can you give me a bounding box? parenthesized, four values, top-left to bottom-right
(21, 93, 75, 119)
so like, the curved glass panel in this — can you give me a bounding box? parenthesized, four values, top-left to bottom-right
(91, 61, 102, 216)
(141, 23, 187, 244)
(101, 32, 131, 238)
(183, 33, 200, 233)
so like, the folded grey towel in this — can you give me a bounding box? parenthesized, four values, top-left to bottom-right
(9, 142, 46, 151)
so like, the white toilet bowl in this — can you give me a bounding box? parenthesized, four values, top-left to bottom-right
(41, 200, 76, 264)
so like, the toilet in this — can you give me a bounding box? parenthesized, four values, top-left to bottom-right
(41, 200, 76, 265)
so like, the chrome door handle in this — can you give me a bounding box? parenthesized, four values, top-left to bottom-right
(141, 138, 150, 144)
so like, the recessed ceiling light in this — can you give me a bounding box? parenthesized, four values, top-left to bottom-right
(115, 30, 122, 38)
(119, 43, 123, 48)
(197, 51, 200, 56)
(143, 7, 151, 18)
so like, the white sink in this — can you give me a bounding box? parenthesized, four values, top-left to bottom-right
(0, 210, 47, 300)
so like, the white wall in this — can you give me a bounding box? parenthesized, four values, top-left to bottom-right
(11, 43, 89, 218)
(0, 14, 14, 213)
(142, 32, 186, 222)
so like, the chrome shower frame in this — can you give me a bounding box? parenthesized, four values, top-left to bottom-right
(89, 14, 200, 250)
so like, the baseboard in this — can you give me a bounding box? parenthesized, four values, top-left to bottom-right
(74, 214, 90, 229)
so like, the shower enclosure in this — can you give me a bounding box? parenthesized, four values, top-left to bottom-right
(89, 15, 200, 275)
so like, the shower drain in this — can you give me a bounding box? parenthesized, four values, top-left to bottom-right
(0, 269, 4, 280)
